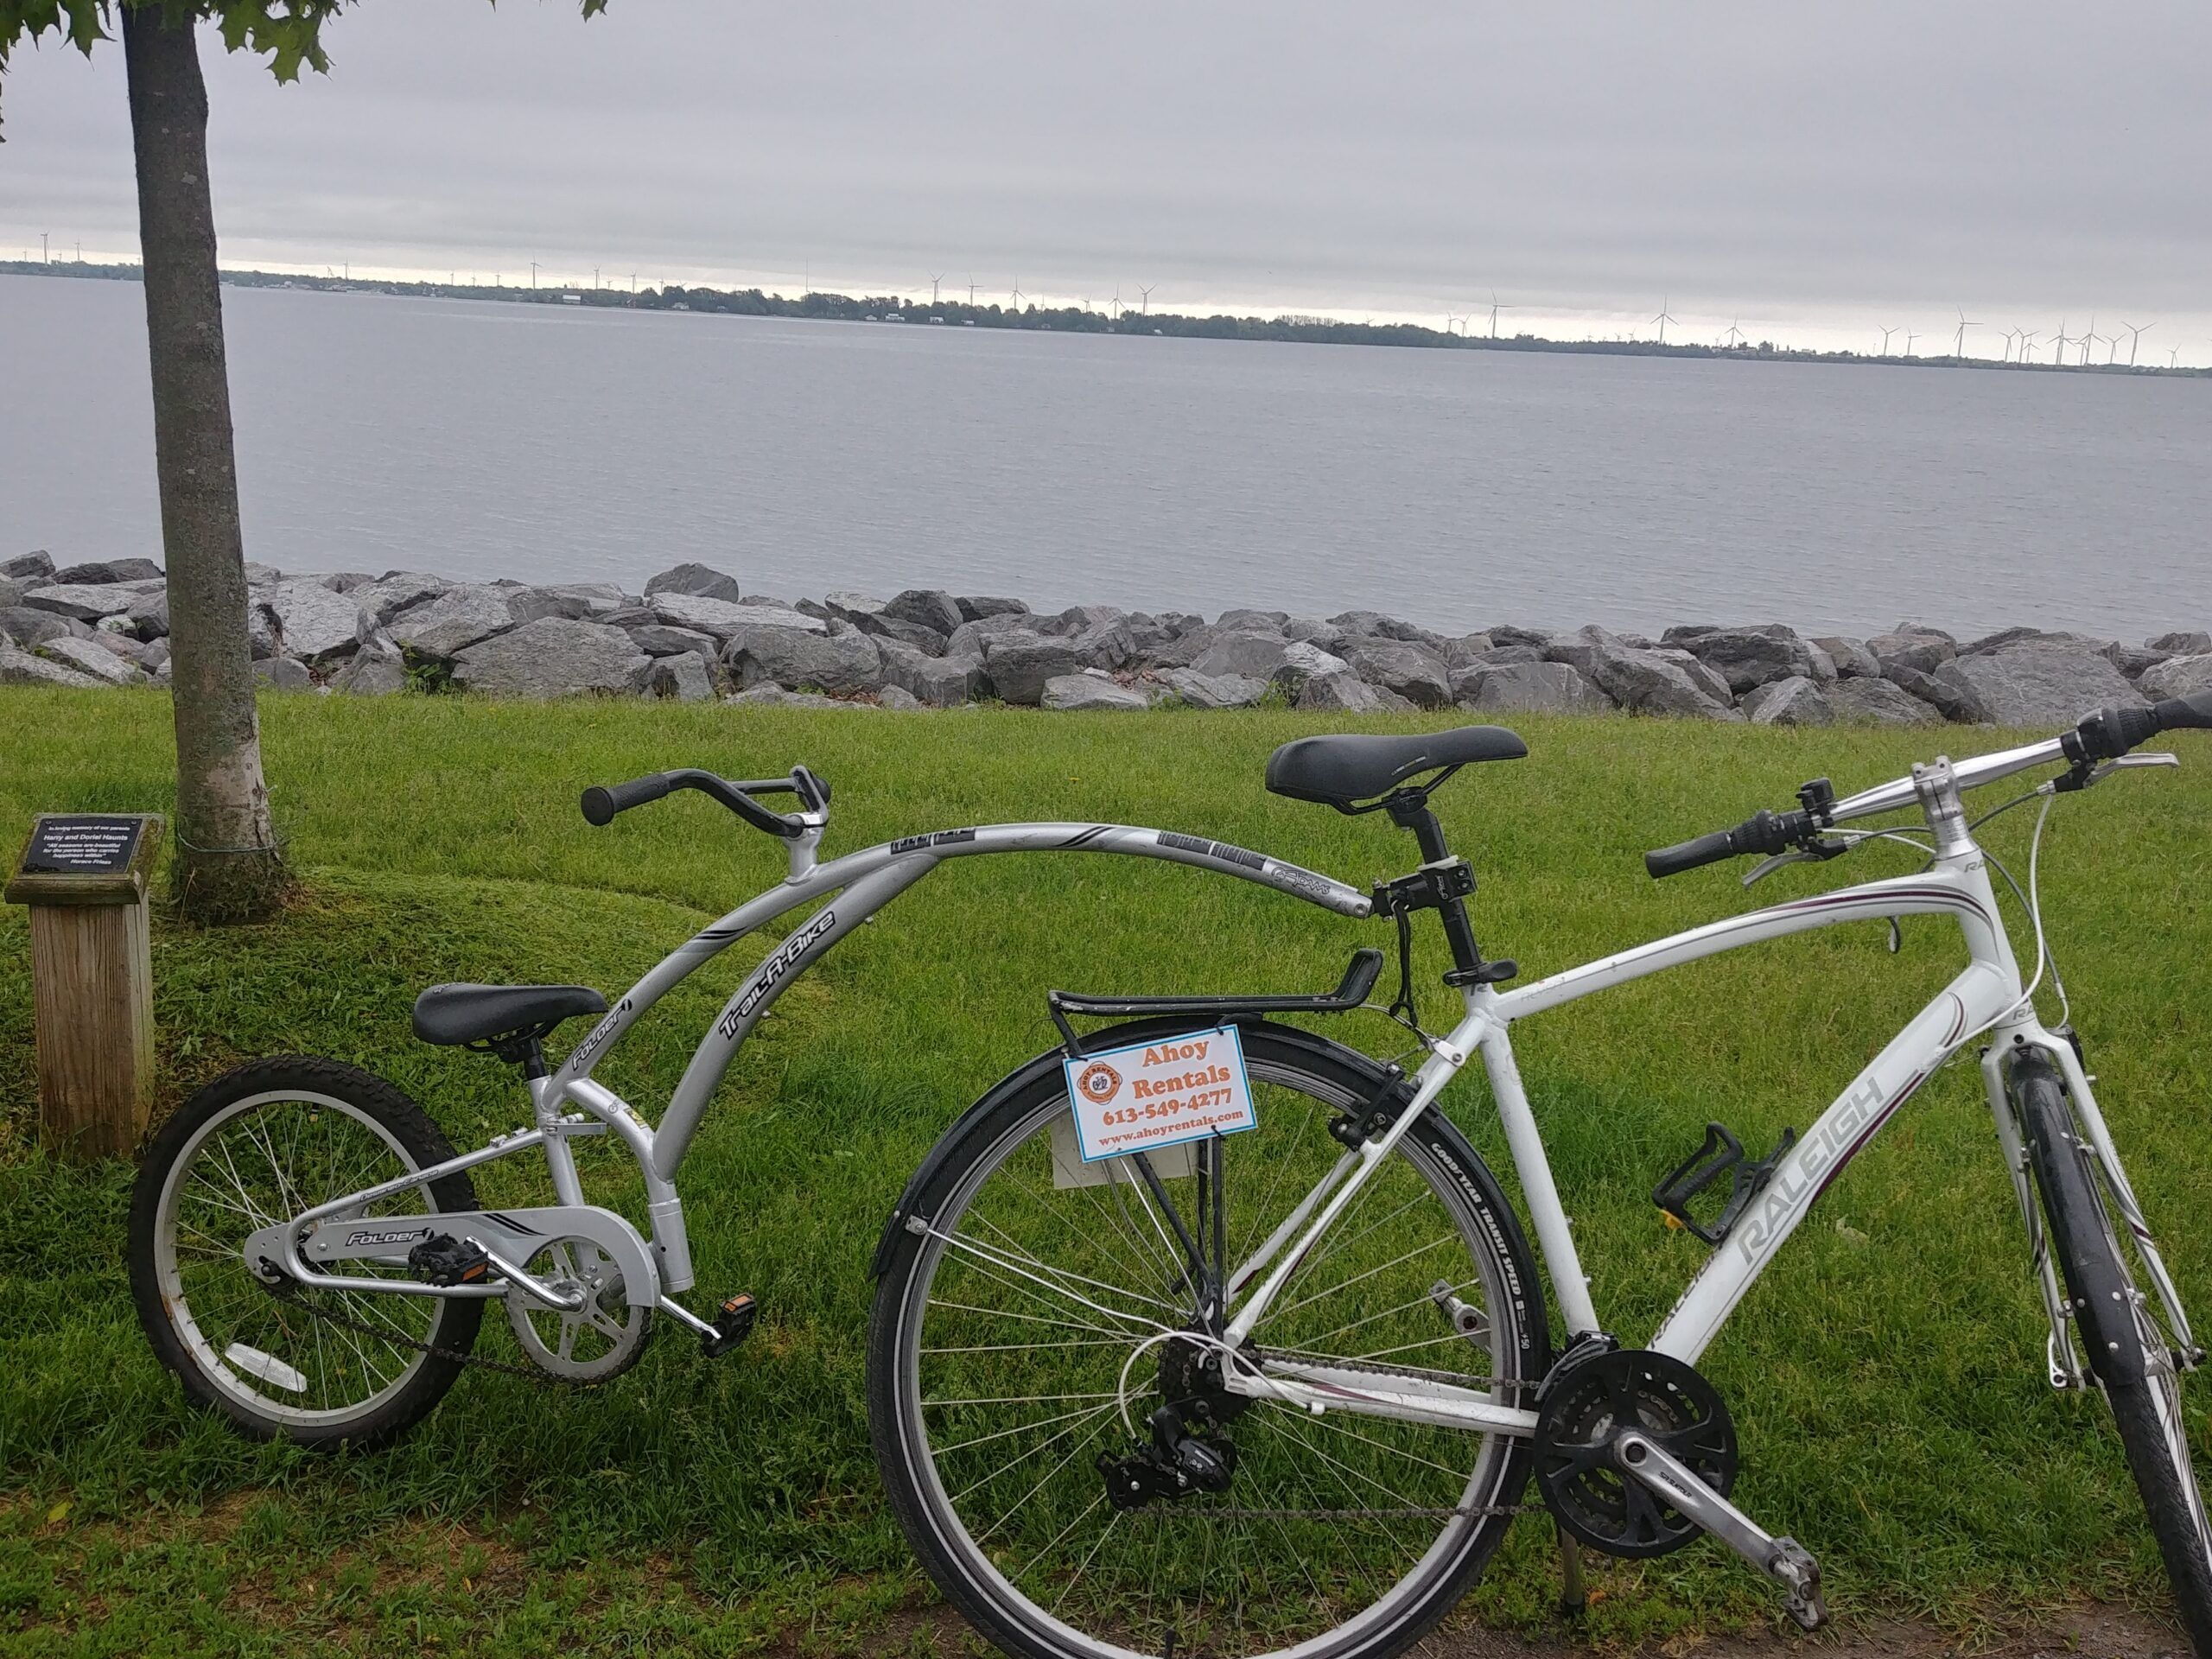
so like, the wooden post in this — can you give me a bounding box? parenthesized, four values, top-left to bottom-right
(5, 815, 163, 1160)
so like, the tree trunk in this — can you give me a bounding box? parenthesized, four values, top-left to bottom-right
(122, 3, 287, 923)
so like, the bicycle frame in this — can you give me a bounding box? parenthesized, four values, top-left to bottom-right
(262, 816, 1371, 1310)
(1219, 820, 2198, 1439)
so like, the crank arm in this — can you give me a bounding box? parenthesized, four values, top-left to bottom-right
(1613, 1431, 1827, 1630)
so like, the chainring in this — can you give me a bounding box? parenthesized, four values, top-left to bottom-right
(1533, 1346, 1737, 1558)
(504, 1236, 653, 1382)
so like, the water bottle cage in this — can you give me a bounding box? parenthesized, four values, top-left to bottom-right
(1651, 1122, 1798, 1247)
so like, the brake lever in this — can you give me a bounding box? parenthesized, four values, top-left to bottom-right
(1741, 836, 1848, 888)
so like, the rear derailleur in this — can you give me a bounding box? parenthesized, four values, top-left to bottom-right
(1097, 1334, 1247, 1511)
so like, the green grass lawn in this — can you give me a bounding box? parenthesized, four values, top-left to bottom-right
(1, 687, 2207, 1655)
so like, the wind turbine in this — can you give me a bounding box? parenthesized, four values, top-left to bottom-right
(929, 274, 943, 306)
(2081, 316, 2098, 366)
(1486, 290, 1514, 338)
(2170, 345, 2182, 370)
(1997, 327, 2016, 363)
(1903, 331, 1918, 358)
(1953, 308, 1980, 360)
(2018, 329, 2039, 363)
(1649, 297, 1678, 345)
(1720, 316, 1746, 349)
(1878, 325, 1897, 355)
(1138, 283, 1154, 316)
(1110, 287, 1123, 321)
(967, 276, 977, 304)
(1009, 280, 1024, 312)
(2123, 321, 2151, 365)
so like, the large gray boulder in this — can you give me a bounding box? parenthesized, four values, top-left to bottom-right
(1282, 617, 1349, 652)
(0, 606, 75, 648)
(1155, 668, 1268, 709)
(1187, 630, 1292, 680)
(1296, 671, 1414, 713)
(2139, 654, 2212, 701)
(1742, 676, 1833, 726)
(1454, 660, 1611, 715)
(1828, 677, 1944, 725)
(257, 579, 371, 664)
(1217, 607, 1290, 632)
(641, 651, 716, 702)
(1, 551, 54, 582)
(724, 623, 884, 696)
(1542, 625, 1624, 676)
(626, 623, 720, 658)
(52, 557, 162, 585)
(1882, 661, 1979, 722)
(0, 641, 103, 687)
(21, 580, 165, 621)
(506, 582, 628, 625)
(1867, 630, 1956, 677)
(1586, 645, 1744, 720)
(981, 632, 1080, 704)
(1440, 632, 1497, 670)
(2105, 643, 2170, 679)
(644, 562, 741, 603)
(390, 584, 518, 660)
(453, 617, 651, 697)
(1041, 673, 1149, 711)
(816, 593, 949, 653)
(351, 571, 452, 624)
(124, 588, 170, 639)
(1329, 610, 1446, 648)
(1341, 638, 1452, 708)
(876, 639, 986, 706)
(881, 588, 966, 635)
(1070, 617, 1137, 671)
(40, 636, 145, 686)
(649, 592, 825, 643)
(254, 656, 314, 691)
(955, 594, 1029, 621)
(1681, 625, 1830, 690)
(946, 613, 1037, 658)
(1932, 646, 2144, 727)
(330, 635, 409, 695)
(0, 577, 19, 610)
(1050, 604, 1128, 637)
(1813, 636, 1881, 679)
(2146, 631, 2211, 656)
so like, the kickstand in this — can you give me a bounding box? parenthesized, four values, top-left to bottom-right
(1555, 1522, 1586, 1618)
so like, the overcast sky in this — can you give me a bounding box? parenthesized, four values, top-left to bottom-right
(3, 0, 2209, 359)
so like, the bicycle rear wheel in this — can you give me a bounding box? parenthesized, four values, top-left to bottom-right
(2015, 1052, 2212, 1653)
(868, 1020, 1547, 1659)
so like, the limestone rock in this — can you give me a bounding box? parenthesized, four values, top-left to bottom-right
(980, 632, 1079, 704)
(253, 656, 314, 690)
(1328, 610, 1446, 648)
(946, 613, 1039, 658)
(2139, 654, 2212, 701)
(330, 636, 409, 695)
(125, 588, 170, 639)
(876, 683, 925, 711)
(390, 584, 519, 660)
(881, 588, 965, 635)
(1341, 639, 1452, 709)
(1881, 662, 1978, 722)
(644, 562, 741, 602)
(1681, 625, 1828, 691)
(506, 583, 628, 625)
(1931, 646, 2144, 727)
(352, 571, 453, 624)
(1042, 674, 1149, 711)
(1455, 660, 1611, 714)
(257, 579, 372, 664)
(1, 551, 54, 582)
(1585, 645, 1744, 720)
(1156, 668, 1268, 709)
(2145, 631, 2211, 656)
(0, 641, 102, 687)
(723, 623, 884, 696)
(1296, 671, 1414, 713)
(955, 594, 1030, 621)
(725, 684, 870, 709)
(1867, 630, 1956, 677)
(1828, 677, 1944, 725)
(1742, 676, 1833, 725)
(641, 651, 716, 702)
(1813, 636, 1881, 678)
(0, 606, 74, 648)
(651, 592, 825, 643)
(1070, 617, 1137, 671)
(876, 641, 986, 706)
(40, 636, 145, 686)
(1186, 630, 1292, 680)
(626, 624, 720, 658)
(52, 557, 163, 585)
(21, 580, 166, 621)
(1217, 607, 1290, 633)
(0, 577, 18, 610)
(453, 617, 652, 697)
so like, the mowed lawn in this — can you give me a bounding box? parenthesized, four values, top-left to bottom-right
(1, 687, 2208, 1656)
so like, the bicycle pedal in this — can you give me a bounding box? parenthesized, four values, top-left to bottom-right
(407, 1233, 491, 1288)
(700, 1292, 757, 1357)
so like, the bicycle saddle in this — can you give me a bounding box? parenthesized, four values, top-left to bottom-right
(1265, 725, 1526, 807)
(411, 982, 608, 1046)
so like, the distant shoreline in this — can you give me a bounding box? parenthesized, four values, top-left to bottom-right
(5, 261, 2201, 378)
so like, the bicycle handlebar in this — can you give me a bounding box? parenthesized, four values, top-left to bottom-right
(581, 766, 829, 840)
(1644, 690, 2212, 880)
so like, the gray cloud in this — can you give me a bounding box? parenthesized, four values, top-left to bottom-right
(5, 0, 2209, 356)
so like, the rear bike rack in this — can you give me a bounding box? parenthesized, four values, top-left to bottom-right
(1046, 948, 1383, 1058)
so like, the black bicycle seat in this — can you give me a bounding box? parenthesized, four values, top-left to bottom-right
(1265, 727, 1527, 807)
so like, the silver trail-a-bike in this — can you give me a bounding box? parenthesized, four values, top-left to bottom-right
(864, 694, 2212, 1659)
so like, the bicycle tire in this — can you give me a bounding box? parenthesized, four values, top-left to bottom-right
(2015, 1050, 2212, 1654)
(129, 1055, 485, 1449)
(868, 1017, 1548, 1659)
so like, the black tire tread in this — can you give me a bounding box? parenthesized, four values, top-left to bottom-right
(128, 1054, 484, 1450)
(2016, 1056, 2212, 1655)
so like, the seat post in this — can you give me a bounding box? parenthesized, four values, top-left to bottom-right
(1382, 791, 1491, 982)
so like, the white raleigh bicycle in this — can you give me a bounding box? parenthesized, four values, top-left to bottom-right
(866, 693, 2212, 1659)
(126, 695, 2210, 1658)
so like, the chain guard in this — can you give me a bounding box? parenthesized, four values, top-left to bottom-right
(1534, 1347, 1737, 1558)
(505, 1236, 654, 1383)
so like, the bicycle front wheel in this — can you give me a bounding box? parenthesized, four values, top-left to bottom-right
(869, 1020, 1547, 1659)
(2017, 1053, 2212, 1653)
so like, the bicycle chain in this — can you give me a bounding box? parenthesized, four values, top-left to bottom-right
(270, 1281, 601, 1389)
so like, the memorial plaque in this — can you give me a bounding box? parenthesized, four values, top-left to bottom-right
(7, 813, 162, 905)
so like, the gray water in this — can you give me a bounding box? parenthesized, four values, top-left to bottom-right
(9, 271, 2206, 639)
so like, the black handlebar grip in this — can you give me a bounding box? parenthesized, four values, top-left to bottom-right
(2154, 690, 2212, 731)
(1645, 830, 1740, 880)
(581, 772, 674, 826)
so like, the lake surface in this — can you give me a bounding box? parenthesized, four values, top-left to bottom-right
(10, 272, 2206, 639)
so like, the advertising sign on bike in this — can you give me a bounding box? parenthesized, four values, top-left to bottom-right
(1063, 1025, 1256, 1162)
